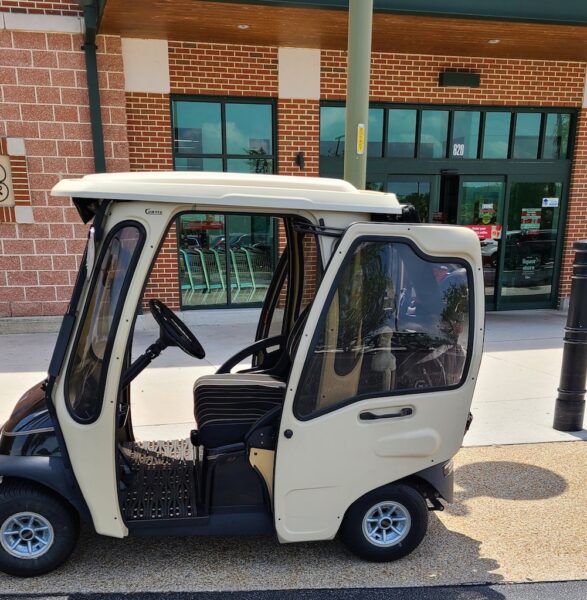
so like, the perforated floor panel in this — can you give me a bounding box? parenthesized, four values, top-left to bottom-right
(120, 439, 197, 521)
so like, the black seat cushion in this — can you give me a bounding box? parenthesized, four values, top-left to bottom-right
(194, 374, 286, 448)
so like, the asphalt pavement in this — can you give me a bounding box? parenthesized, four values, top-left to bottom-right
(3, 581, 587, 600)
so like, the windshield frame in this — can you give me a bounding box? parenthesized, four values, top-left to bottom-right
(64, 220, 146, 424)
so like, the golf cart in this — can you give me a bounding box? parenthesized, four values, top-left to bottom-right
(0, 173, 483, 576)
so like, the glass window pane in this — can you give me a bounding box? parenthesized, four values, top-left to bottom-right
(482, 112, 511, 159)
(367, 108, 384, 157)
(225, 103, 273, 155)
(387, 109, 416, 158)
(386, 179, 431, 223)
(513, 113, 541, 159)
(67, 226, 142, 423)
(295, 241, 470, 418)
(174, 101, 221, 154)
(543, 113, 571, 159)
(174, 157, 223, 172)
(451, 111, 480, 158)
(320, 106, 346, 157)
(420, 110, 448, 158)
(228, 215, 276, 305)
(227, 158, 273, 174)
(178, 214, 227, 307)
(419, 110, 449, 158)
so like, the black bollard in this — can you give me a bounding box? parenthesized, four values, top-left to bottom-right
(553, 240, 587, 431)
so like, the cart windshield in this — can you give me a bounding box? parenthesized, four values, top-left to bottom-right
(66, 223, 144, 423)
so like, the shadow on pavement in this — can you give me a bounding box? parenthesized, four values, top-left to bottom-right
(447, 460, 568, 517)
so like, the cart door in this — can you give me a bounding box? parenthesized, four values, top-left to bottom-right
(274, 222, 484, 542)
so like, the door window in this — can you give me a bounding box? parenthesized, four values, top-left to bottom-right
(457, 180, 505, 307)
(500, 182, 562, 306)
(295, 241, 471, 419)
(67, 224, 144, 423)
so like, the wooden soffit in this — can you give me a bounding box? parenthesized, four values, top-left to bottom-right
(100, 0, 587, 62)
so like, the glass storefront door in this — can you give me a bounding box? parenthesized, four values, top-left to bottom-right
(456, 178, 505, 309)
(499, 181, 563, 308)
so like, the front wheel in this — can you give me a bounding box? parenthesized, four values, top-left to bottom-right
(341, 483, 428, 562)
(0, 481, 79, 577)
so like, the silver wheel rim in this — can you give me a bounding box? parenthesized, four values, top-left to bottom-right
(0, 512, 54, 560)
(362, 501, 411, 547)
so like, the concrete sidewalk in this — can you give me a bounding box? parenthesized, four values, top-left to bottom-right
(0, 309, 585, 445)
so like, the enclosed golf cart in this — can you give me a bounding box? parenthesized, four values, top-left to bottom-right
(0, 173, 483, 576)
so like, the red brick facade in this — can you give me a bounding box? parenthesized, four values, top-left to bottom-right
(0, 29, 128, 317)
(126, 92, 173, 171)
(168, 42, 278, 96)
(0, 1, 81, 16)
(322, 51, 585, 106)
(561, 108, 587, 299)
(0, 3, 586, 317)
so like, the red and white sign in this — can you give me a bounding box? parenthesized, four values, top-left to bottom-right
(462, 224, 502, 240)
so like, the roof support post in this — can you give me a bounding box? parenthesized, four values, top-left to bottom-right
(80, 0, 106, 173)
(343, 0, 373, 190)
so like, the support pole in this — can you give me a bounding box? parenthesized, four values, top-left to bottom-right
(553, 240, 587, 431)
(343, 0, 373, 190)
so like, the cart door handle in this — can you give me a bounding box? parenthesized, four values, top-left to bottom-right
(360, 407, 413, 421)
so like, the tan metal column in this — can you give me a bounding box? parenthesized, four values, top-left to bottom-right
(343, 0, 374, 190)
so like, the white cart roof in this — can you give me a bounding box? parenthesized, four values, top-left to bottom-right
(52, 172, 401, 215)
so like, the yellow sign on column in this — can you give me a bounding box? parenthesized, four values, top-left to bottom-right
(356, 123, 365, 155)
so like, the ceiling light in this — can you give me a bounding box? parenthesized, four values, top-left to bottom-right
(237, 24, 250, 30)
(488, 39, 501, 44)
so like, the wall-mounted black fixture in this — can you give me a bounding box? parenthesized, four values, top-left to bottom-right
(295, 152, 305, 170)
(439, 72, 481, 88)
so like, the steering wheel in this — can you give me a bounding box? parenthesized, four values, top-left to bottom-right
(149, 299, 206, 359)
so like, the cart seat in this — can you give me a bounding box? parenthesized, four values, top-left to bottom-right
(194, 374, 286, 448)
(193, 307, 311, 449)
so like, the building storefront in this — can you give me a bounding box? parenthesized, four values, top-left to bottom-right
(0, 1, 586, 318)
(320, 104, 575, 309)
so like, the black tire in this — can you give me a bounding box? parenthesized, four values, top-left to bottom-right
(341, 483, 428, 562)
(0, 480, 79, 577)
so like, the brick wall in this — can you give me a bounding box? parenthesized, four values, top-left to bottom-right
(561, 108, 587, 299)
(125, 92, 176, 309)
(169, 42, 278, 96)
(125, 92, 173, 171)
(143, 223, 180, 311)
(321, 51, 585, 105)
(0, 31, 129, 317)
(0, 1, 80, 16)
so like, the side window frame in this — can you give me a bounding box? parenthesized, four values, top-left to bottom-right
(293, 236, 476, 421)
(65, 220, 146, 424)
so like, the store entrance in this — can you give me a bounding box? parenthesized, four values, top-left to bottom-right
(386, 174, 505, 309)
(386, 174, 564, 310)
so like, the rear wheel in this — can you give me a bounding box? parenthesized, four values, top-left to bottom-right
(0, 481, 79, 577)
(341, 483, 428, 562)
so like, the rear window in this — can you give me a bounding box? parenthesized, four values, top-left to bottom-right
(66, 224, 144, 423)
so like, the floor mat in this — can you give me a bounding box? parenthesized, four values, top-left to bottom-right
(120, 439, 197, 521)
